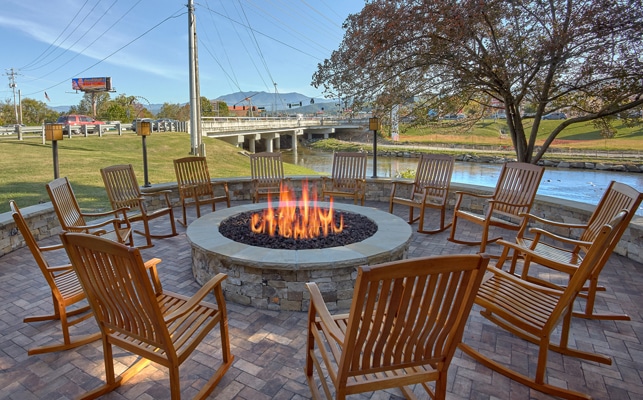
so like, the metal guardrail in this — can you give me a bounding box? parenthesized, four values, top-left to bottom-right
(0, 121, 187, 140)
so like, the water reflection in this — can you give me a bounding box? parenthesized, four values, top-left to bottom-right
(282, 148, 643, 214)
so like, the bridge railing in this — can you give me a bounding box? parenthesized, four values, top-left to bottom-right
(201, 116, 365, 134)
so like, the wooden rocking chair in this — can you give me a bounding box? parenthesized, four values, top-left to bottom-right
(496, 180, 643, 321)
(100, 164, 177, 248)
(10, 200, 100, 355)
(61, 232, 234, 400)
(305, 254, 489, 399)
(173, 156, 230, 226)
(389, 153, 455, 233)
(448, 162, 544, 253)
(250, 152, 289, 203)
(459, 211, 629, 400)
(46, 177, 133, 246)
(321, 152, 367, 205)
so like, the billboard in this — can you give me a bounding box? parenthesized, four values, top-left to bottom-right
(72, 77, 112, 92)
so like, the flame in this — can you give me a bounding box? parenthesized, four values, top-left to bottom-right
(250, 180, 343, 239)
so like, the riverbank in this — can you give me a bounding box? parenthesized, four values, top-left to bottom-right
(305, 129, 643, 173)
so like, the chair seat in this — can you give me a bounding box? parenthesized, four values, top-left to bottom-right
(516, 237, 584, 268)
(476, 269, 561, 335)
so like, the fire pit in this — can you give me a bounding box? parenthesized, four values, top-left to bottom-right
(187, 202, 412, 311)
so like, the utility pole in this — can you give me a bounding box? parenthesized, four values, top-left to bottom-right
(273, 82, 277, 117)
(6, 68, 19, 124)
(188, 0, 203, 156)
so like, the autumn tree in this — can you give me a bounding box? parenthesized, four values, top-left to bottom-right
(312, 0, 643, 163)
(19, 98, 59, 125)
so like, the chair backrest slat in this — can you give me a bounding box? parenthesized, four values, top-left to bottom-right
(339, 254, 488, 376)
(331, 152, 367, 188)
(174, 156, 213, 198)
(62, 233, 171, 350)
(47, 177, 87, 231)
(250, 152, 284, 186)
(493, 162, 544, 217)
(101, 164, 144, 210)
(582, 181, 643, 243)
(413, 154, 454, 198)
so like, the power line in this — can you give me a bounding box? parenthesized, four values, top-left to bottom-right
(24, 11, 187, 97)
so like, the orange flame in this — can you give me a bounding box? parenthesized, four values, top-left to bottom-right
(250, 180, 343, 239)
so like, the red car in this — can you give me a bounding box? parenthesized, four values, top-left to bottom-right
(56, 114, 104, 134)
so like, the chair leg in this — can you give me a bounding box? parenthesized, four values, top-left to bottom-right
(459, 343, 592, 400)
(26, 301, 100, 356)
(573, 276, 631, 320)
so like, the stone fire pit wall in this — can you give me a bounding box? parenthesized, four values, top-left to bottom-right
(187, 202, 413, 312)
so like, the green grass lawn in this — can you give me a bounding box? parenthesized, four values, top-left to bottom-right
(398, 119, 643, 151)
(0, 132, 317, 214)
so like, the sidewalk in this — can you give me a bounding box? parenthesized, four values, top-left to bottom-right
(1, 200, 641, 399)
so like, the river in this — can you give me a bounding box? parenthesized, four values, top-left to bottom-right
(281, 148, 643, 215)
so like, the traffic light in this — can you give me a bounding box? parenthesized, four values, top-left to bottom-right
(299, 101, 302, 106)
(288, 103, 292, 108)
(310, 98, 314, 104)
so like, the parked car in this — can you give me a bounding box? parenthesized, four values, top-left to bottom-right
(56, 114, 104, 134)
(154, 118, 178, 131)
(442, 113, 465, 120)
(542, 112, 567, 120)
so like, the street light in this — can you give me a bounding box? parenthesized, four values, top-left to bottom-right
(369, 116, 380, 178)
(45, 123, 63, 179)
(137, 120, 152, 187)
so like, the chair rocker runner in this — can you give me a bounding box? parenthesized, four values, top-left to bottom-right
(389, 153, 455, 233)
(448, 162, 544, 253)
(46, 177, 133, 246)
(61, 232, 234, 400)
(459, 211, 629, 400)
(10, 200, 100, 355)
(305, 254, 489, 400)
(321, 152, 368, 206)
(496, 180, 643, 321)
(101, 164, 177, 248)
(173, 156, 230, 226)
(249, 152, 289, 203)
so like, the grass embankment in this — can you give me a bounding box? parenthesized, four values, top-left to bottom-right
(0, 132, 317, 214)
(311, 119, 643, 163)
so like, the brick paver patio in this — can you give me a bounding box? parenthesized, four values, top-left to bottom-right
(1, 200, 641, 399)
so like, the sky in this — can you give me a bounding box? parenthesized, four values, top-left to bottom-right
(0, 0, 366, 108)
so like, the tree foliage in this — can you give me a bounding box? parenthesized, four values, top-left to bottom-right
(313, 0, 643, 163)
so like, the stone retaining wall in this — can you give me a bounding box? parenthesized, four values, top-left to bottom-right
(2, 177, 641, 264)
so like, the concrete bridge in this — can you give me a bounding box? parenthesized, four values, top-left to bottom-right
(201, 116, 364, 152)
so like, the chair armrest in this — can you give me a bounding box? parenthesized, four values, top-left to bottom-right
(518, 212, 589, 230)
(528, 227, 593, 248)
(164, 273, 228, 323)
(488, 199, 534, 209)
(486, 267, 566, 296)
(80, 207, 130, 219)
(71, 218, 127, 232)
(46, 264, 74, 273)
(306, 282, 345, 345)
(142, 189, 173, 207)
(454, 191, 494, 200)
(453, 190, 493, 210)
(390, 180, 414, 197)
(40, 243, 65, 252)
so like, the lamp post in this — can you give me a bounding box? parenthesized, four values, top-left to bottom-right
(137, 120, 152, 187)
(45, 123, 63, 179)
(369, 116, 380, 178)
